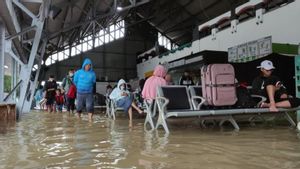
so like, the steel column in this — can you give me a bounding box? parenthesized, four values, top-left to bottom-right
(0, 21, 5, 101)
(23, 40, 47, 113)
(5, 0, 49, 115)
(18, 21, 44, 114)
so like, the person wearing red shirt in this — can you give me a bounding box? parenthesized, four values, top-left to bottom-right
(55, 89, 64, 112)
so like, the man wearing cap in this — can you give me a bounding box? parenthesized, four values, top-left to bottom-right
(252, 60, 300, 111)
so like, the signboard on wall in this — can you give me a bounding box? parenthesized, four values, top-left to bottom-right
(228, 36, 272, 62)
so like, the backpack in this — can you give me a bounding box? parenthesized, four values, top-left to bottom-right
(67, 82, 77, 99)
(235, 85, 257, 108)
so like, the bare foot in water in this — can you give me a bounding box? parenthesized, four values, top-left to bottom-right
(129, 121, 133, 128)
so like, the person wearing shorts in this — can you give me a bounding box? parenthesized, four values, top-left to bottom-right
(73, 58, 96, 121)
(252, 60, 300, 111)
(43, 75, 57, 112)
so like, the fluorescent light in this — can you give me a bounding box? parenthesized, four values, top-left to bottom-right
(117, 6, 122, 11)
(4, 65, 8, 69)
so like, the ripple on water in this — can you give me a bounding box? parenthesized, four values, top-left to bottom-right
(0, 111, 299, 169)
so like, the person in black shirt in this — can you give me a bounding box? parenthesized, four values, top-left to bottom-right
(43, 75, 57, 112)
(179, 70, 194, 86)
(252, 60, 300, 111)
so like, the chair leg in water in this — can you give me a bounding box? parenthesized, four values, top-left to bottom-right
(219, 116, 240, 131)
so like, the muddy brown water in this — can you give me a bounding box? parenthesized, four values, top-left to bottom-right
(0, 111, 300, 169)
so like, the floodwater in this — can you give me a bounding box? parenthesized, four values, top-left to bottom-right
(0, 111, 300, 169)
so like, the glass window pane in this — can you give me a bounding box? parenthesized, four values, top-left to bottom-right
(58, 52, 64, 61)
(158, 37, 163, 45)
(71, 47, 76, 56)
(52, 53, 57, 61)
(104, 34, 109, 43)
(82, 42, 88, 52)
(45, 58, 51, 66)
(99, 29, 104, 36)
(100, 36, 104, 43)
(76, 44, 81, 53)
(87, 41, 93, 50)
(115, 30, 120, 39)
(88, 40, 93, 47)
(120, 29, 124, 37)
(63, 49, 69, 58)
(110, 32, 115, 40)
(167, 43, 171, 50)
(99, 38, 104, 46)
(95, 38, 100, 47)
(110, 24, 114, 32)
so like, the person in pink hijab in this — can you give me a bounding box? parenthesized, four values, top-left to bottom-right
(142, 65, 167, 101)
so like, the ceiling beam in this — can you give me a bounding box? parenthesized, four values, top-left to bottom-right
(163, 0, 221, 34)
(47, 0, 150, 40)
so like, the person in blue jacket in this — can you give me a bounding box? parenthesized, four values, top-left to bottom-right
(74, 58, 96, 121)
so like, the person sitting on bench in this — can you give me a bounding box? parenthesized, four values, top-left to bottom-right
(109, 79, 144, 127)
(142, 65, 167, 101)
(252, 60, 300, 112)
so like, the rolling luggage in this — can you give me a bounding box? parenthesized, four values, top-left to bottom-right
(201, 64, 237, 106)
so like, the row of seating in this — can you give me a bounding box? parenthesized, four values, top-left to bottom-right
(145, 86, 298, 133)
(104, 85, 298, 133)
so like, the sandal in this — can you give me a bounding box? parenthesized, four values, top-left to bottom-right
(259, 102, 268, 108)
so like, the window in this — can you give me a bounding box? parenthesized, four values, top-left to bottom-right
(110, 31, 115, 40)
(110, 24, 115, 32)
(87, 40, 93, 50)
(82, 42, 88, 52)
(71, 47, 76, 56)
(45, 20, 126, 67)
(58, 52, 64, 61)
(45, 58, 51, 66)
(104, 33, 109, 43)
(99, 30, 104, 36)
(51, 53, 57, 61)
(115, 29, 120, 39)
(63, 49, 69, 59)
(76, 44, 81, 54)
(158, 32, 173, 50)
(33, 64, 38, 70)
(95, 38, 100, 47)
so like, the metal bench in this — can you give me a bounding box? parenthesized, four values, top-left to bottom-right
(155, 86, 298, 133)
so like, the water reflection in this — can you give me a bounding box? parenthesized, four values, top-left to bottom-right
(0, 121, 16, 134)
(0, 111, 300, 169)
(139, 131, 169, 169)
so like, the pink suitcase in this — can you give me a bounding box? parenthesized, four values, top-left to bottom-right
(201, 64, 237, 106)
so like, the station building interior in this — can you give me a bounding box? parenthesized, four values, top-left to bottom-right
(0, 0, 300, 168)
